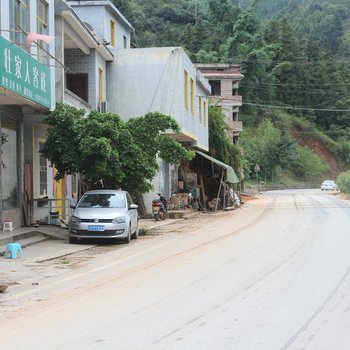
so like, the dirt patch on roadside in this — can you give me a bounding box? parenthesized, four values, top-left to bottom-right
(335, 192, 350, 201)
(241, 193, 260, 203)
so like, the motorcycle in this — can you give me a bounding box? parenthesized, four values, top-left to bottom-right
(152, 193, 167, 221)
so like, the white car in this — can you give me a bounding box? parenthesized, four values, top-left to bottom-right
(321, 180, 337, 191)
(68, 190, 139, 244)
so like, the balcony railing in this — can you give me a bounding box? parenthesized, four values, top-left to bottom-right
(64, 88, 91, 113)
(209, 95, 242, 106)
(228, 120, 243, 132)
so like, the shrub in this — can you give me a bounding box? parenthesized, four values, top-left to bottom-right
(336, 171, 350, 194)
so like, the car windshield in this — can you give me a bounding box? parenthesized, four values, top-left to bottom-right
(78, 193, 126, 208)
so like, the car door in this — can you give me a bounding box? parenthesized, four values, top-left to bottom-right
(126, 192, 137, 233)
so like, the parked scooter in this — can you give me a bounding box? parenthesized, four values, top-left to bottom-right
(152, 193, 167, 221)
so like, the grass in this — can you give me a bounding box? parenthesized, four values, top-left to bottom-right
(138, 228, 149, 236)
(60, 257, 70, 264)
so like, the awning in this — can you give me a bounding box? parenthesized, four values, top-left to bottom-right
(196, 150, 240, 184)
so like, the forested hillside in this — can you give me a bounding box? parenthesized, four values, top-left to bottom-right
(112, 0, 350, 183)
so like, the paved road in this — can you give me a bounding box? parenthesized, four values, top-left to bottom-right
(1, 189, 350, 350)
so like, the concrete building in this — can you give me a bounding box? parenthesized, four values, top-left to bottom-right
(196, 64, 244, 144)
(43, 0, 114, 224)
(0, 0, 55, 228)
(67, 0, 134, 51)
(106, 47, 211, 211)
(65, 2, 212, 212)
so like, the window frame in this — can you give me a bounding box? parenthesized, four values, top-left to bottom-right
(38, 138, 48, 197)
(190, 77, 195, 115)
(37, 0, 49, 63)
(198, 96, 202, 124)
(184, 70, 189, 111)
(10, 0, 29, 49)
(98, 66, 104, 106)
(110, 19, 116, 48)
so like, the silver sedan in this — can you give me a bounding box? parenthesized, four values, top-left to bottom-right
(68, 190, 139, 244)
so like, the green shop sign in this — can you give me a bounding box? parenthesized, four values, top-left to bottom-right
(0, 36, 51, 108)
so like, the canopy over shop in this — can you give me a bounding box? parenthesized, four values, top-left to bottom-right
(169, 150, 240, 211)
(195, 151, 239, 210)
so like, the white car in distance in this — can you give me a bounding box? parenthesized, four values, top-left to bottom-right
(321, 180, 337, 191)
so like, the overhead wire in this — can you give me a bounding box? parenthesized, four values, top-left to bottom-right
(243, 102, 350, 112)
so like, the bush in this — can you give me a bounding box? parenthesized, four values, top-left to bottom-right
(336, 171, 350, 194)
(290, 145, 330, 181)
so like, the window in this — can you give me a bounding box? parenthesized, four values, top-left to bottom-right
(10, 0, 29, 49)
(78, 193, 126, 209)
(198, 97, 202, 124)
(66, 73, 89, 102)
(203, 100, 207, 127)
(1, 123, 18, 209)
(98, 67, 104, 106)
(209, 80, 221, 96)
(184, 70, 188, 110)
(110, 20, 116, 47)
(123, 35, 127, 48)
(39, 140, 48, 196)
(190, 77, 194, 115)
(37, 0, 48, 63)
(71, 173, 77, 200)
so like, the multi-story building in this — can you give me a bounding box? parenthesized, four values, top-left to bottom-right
(106, 47, 211, 209)
(65, 1, 211, 212)
(67, 0, 134, 51)
(52, 0, 114, 222)
(0, 0, 55, 227)
(196, 64, 244, 144)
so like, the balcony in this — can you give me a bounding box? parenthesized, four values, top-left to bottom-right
(209, 95, 242, 107)
(64, 88, 91, 113)
(228, 120, 243, 132)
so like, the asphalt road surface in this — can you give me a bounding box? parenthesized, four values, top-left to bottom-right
(1, 189, 350, 350)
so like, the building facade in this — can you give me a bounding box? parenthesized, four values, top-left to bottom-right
(29, 0, 113, 223)
(0, 0, 55, 227)
(196, 64, 244, 144)
(65, 2, 212, 212)
(106, 47, 211, 211)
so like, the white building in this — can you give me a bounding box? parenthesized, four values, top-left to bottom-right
(0, 0, 55, 227)
(67, 0, 133, 50)
(106, 47, 211, 211)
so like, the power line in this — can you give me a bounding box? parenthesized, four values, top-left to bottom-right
(243, 99, 338, 109)
(243, 102, 350, 112)
(240, 81, 350, 87)
(240, 84, 349, 95)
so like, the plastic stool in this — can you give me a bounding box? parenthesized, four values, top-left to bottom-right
(3, 222, 14, 232)
(4, 243, 22, 259)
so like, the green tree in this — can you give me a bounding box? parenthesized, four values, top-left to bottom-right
(42, 104, 194, 195)
(208, 106, 244, 174)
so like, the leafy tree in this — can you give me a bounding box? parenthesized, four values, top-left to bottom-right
(336, 170, 350, 194)
(208, 106, 244, 174)
(42, 104, 194, 195)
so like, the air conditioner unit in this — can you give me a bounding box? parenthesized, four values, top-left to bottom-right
(99, 101, 108, 113)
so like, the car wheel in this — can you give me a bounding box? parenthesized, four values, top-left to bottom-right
(69, 235, 78, 244)
(124, 225, 131, 244)
(132, 221, 139, 239)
